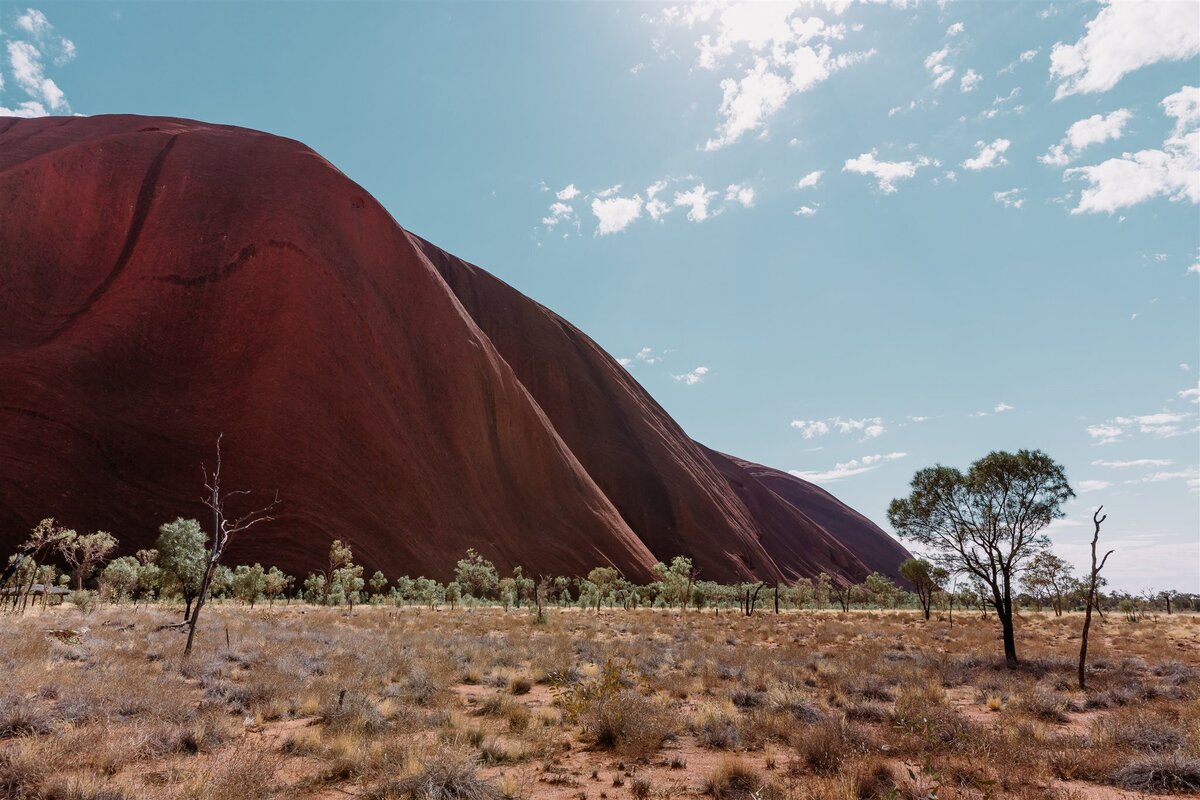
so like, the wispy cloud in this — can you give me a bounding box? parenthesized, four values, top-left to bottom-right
(791, 416, 886, 441)
(993, 189, 1024, 209)
(672, 366, 709, 385)
(789, 452, 907, 483)
(1040, 109, 1132, 167)
(843, 151, 935, 194)
(795, 170, 823, 190)
(0, 8, 77, 117)
(1092, 459, 1173, 469)
(962, 138, 1011, 171)
(1087, 408, 1198, 444)
(617, 347, 663, 367)
(654, 3, 875, 150)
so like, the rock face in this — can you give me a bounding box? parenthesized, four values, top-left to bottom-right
(0, 115, 908, 584)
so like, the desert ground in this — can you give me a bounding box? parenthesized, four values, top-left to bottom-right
(1, 604, 1197, 800)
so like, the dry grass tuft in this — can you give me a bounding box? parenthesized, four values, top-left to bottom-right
(578, 690, 674, 759)
(1114, 751, 1200, 793)
(363, 753, 502, 800)
(705, 757, 764, 798)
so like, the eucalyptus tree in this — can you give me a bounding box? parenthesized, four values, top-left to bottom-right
(888, 449, 1073, 667)
(155, 518, 208, 621)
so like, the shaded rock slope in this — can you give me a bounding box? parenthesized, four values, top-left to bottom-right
(0, 115, 908, 584)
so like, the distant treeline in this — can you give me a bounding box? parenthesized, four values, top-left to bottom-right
(3, 518, 1194, 618)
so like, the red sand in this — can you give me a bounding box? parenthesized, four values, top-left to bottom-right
(0, 115, 908, 584)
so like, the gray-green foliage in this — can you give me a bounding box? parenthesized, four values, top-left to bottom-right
(232, 563, 267, 606)
(263, 566, 292, 605)
(100, 556, 139, 602)
(154, 518, 208, 614)
(454, 549, 499, 600)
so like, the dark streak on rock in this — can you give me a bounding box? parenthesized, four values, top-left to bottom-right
(38, 133, 180, 344)
(156, 239, 308, 287)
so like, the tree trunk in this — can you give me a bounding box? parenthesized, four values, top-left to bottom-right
(1000, 610, 1018, 668)
(1078, 598, 1094, 690)
(185, 565, 215, 656)
(1080, 508, 1111, 690)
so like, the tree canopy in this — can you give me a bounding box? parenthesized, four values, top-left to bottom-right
(888, 449, 1073, 666)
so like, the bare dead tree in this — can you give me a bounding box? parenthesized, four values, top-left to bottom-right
(1078, 506, 1112, 690)
(184, 435, 278, 656)
(743, 581, 765, 616)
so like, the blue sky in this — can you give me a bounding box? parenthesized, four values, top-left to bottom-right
(2, 1, 1197, 591)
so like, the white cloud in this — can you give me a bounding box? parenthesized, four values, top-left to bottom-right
(1124, 467, 1200, 487)
(705, 59, 792, 150)
(0, 99, 48, 117)
(794, 204, 820, 216)
(1086, 424, 1125, 444)
(999, 48, 1040, 75)
(2, 9, 76, 116)
(673, 365, 709, 385)
(1092, 459, 1173, 469)
(541, 201, 577, 229)
(619, 347, 662, 367)
(646, 198, 671, 221)
(924, 45, 955, 89)
(970, 401, 1017, 417)
(795, 170, 823, 189)
(1077, 480, 1113, 493)
(1087, 409, 1198, 444)
(962, 138, 1010, 171)
(789, 452, 907, 483)
(1163, 86, 1200, 137)
(833, 416, 886, 438)
(1067, 86, 1200, 215)
(843, 150, 933, 193)
(993, 188, 1024, 209)
(592, 193, 644, 235)
(15, 9, 51, 36)
(960, 68, 982, 93)
(979, 87, 1024, 120)
(725, 183, 755, 208)
(674, 184, 719, 221)
(661, 3, 874, 150)
(790, 415, 885, 440)
(6, 40, 66, 112)
(1179, 385, 1200, 403)
(946, 22, 964, 37)
(790, 419, 831, 439)
(555, 184, 580, 201)
(1040, 108, 1132, 167)
(1049, 0, 1200, 100)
